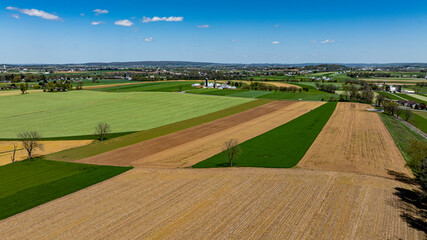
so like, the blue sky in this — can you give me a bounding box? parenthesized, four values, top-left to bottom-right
(1, 0, 427, 64)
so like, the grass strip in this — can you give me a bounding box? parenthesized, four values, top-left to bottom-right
(0, 159, 131, 220)
(380, 113, 426, 163)
(93, 81, 198, 92)
(46, 99, 273, 161)
(193, 102, 337, 168)
(396, 93, 427, 104)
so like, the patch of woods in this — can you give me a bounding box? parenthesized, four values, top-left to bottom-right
(39, 80, 73, 92)
(1, 80, 84, 93)
(338, 85, 376, 103)
(315, 83, 339, 93)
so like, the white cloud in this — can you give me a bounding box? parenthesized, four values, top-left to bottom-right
(80, 13, 85, 16)
(91, 21, 105, 25)
(144, 37, 153, 42)
(274, 24, 279, 27)
(142, 16, 183, 23)
(197, 24, 209, 28)
(6, 6, 62, 21)
(93, 9, 108, 15)
(272, 41, 280, 44)
(11, 14, 20, 19)
(231, 39, 239, 42)
(115, 19, 134, 27)
(321, 39, 335, 44)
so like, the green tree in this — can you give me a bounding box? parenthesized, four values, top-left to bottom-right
(19, 83, 28, 94)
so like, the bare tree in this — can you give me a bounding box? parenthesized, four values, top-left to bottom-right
(224, 139, 241, 167)
(17, 131, 43, 159)
(94, 122, 111, 141)
(11, 144, 17, 163)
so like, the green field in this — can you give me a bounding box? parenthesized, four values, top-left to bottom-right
(380, 114, 427, 163)
(0, 159, 131, 220)
(94, 81, 199, 92)
(193, 102, 337, 168)
(398, 110, 427, 134)
(257, 91, 336, 101)
(410, 111, 427, 134)
(244, 75, 309, 81)
(80, 79, 133, 86)
(377, 91, 405, 100)
(410, 94, 427, 102)
(46, 99, 272, 161)
(0, 91, 252, 138)
(395, 93, 427, 104)
(187, 84, 337, 101)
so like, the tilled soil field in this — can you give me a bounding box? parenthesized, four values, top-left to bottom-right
(78, 101, 324, 167)
(298, 102, 412, 178)
(0, 167, 423, 240)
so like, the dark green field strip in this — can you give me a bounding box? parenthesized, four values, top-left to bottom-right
(0, 159, 131, 220)
(193, 102, 337, 168)
(46, 99, 273, 161)
(92, 81, 165, 91)
(257, 92, 336, 101)
(94, 81, 198, 92)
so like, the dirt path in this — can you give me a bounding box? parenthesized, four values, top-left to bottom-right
(0, 140, 93, 166)
(298, 102, 412, 178)
(77, 101, 323, 167)
(0, 167, 423, 239)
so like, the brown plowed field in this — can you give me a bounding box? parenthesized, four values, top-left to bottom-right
(78, 101, 324, 167)
(298, 102, 412, 178)
(0, 168, 423, 239)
